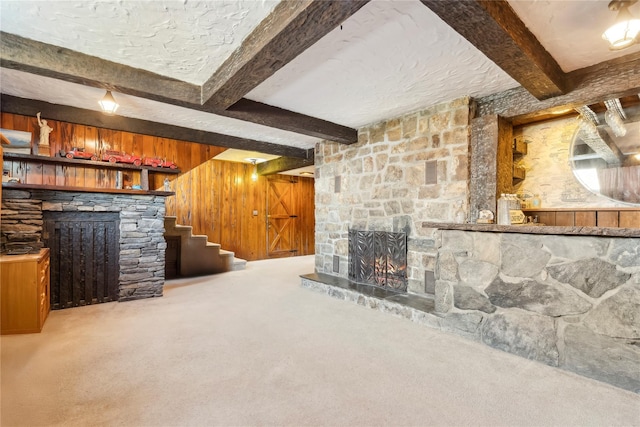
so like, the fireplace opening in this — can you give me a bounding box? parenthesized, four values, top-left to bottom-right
(348, 229, 407, 292)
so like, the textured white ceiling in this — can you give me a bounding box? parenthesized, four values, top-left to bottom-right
(0, 0, 637, 154)
(507, 0, 640, 72)
(247, 0, 519, 128)
(0, 0, 278, 85)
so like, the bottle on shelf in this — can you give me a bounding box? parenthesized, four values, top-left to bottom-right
(497, 194, 511, 225)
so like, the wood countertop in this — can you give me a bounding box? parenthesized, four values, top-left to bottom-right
(421, 222, 639, 237)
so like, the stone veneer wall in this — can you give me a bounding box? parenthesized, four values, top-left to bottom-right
(1, 189, 167, 301)
(315, 97, 473, 294)
(431, 229, 640, 392)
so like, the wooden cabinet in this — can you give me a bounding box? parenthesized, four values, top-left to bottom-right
(522, 208, 640, 228)
(1, 248, 50, 334)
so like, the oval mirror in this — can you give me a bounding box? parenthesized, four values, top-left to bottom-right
(570, 99, 640, 205)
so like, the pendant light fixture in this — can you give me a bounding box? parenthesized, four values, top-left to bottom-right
(248, 158, 259, 182)
(99, 90, 119, 114)
(602, 0, 640, 50)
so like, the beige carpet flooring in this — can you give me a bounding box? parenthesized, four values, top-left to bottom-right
(2, 255, 639, 427)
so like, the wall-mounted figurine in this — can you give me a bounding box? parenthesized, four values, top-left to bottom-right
(36, 112, 53, 156)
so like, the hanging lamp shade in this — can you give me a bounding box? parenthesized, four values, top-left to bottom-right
(99, 90, 119, 114)
(602, 1, 640, 50)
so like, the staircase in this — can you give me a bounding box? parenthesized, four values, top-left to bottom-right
(164, 216, 246, 277)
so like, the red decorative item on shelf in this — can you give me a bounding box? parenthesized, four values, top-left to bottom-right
(160, 159, 177, 169)
(102, 150, 142, 166)
(60, 147, 98, 161)
(142, 156, 177, 169)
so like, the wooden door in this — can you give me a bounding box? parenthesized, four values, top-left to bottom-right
(43, 212, 119, 309)
(267, 176, 299, 258)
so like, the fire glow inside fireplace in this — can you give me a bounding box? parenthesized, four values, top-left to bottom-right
(348, 229, 407, 292)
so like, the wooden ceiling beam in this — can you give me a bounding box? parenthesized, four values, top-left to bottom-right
(420, 0, 569, 100)
(200, 0, 369, 109)
(0, 32, 357, 144)
(0, 32, 201, 104)
(0, 95, 310, 159)
(223, 99, 356, 144)
(477, 52, 640, 124)
(257, 153, 315, 176)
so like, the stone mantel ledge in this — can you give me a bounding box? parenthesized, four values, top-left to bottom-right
(422, 222, 640, 237)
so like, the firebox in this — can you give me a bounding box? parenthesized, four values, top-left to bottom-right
(348, 229, 407, 292)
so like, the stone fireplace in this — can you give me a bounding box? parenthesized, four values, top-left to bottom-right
(1, 188, 168, 302)
(314, 96, 472, 295)
(348, 229, 407, 291)
(307, 95, 640, 393)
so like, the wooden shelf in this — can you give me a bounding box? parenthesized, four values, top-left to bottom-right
(522, 207, 640, 212)
(2, 182, 174, 196)
(3, 152, 181, 174)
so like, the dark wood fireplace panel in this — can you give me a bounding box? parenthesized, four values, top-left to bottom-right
(43, 212, 119, 309)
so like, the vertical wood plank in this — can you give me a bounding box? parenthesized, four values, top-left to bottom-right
(597, 211, 619, 227)
(140, 169, 149, 191)
(121, 132, 134, 157)
(555, 211, 575, 227)
(42, 162, 57, 185)
(84, 126, 99, 187)
(298, 176, 315, 255)
(575, 211, 596, 227)
(1, 112, 15, 129)
(59, 223, 71, 308)
(142, 134, 156, 158)
(111, 130, 123, 153)
(536, 211, 556, 226)
(60, 123, 77, 186)
(619, 211, 640, 228)
(84, 126, 98, 155)
(106, 220, 119, 302)
(72, 222, 83, 306)
(156, 137, 167, 159)
(82, 221, 94, 304)
(50, 118, 63, 157)
(95, 223, 106, 301)
(24, 162, 43, 185)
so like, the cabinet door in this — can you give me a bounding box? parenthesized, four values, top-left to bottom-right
(43, 212, 119, 309)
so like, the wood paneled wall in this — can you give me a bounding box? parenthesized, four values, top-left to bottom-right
(2, 112, 315, 261)
(1, 112, 224, 188)
(168, 158, 314, 260)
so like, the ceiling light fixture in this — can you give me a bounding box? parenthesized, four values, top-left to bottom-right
(247, 158, 259, 182)
(602, 0, 640, 50)
(99, 90, 119, 115)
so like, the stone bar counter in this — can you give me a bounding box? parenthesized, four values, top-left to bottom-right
(420, 221, 639, 392)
